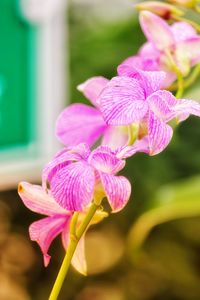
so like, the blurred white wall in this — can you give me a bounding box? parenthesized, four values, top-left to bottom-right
(72, 0, 135, 22)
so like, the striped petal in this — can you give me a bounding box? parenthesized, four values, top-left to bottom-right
(102, 126, 128, 150)
(18, 182, 66, 216)
(50, 161, 95, 211)
(89, 146, 125, 174)
(173, 99, 200, 122)
(116, 137, 150, 159)
(100, 76, 148, 125)
(147, 90, 177, 122)
(77, 76, 109, 107)
(29, 215, 71, 266)
(100, 173, 131, 212)
(118, 63, 165, 95)
(140, 11, 174, 50)
(148, 111, 173, 155)
(56, 104, 107, 147)
(42, 144, 91, 189)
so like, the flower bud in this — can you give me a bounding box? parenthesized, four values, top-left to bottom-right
(135, 1, 184, 19)
(169, 0, 198, 8)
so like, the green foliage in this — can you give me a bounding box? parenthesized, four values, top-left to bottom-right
(69, 7, 145, 104)
(128, 175, 200, 252)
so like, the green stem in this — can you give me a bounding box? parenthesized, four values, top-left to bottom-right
(169, 64, 200, 91)
(70, 212, 79, 236)
(175, 71, 184, 98)
(48, 202, 100, 300)
(165, 50, 184, 98)
(184, 64, 200, 88)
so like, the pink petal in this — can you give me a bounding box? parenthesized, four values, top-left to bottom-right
(120, 50, 160, 72)
(171, 22, 198, 42)
(55, 104, 107, 147)
(148, 111, 173, 155)
(68, 143, 91, 160)
(42, 150, 72, 189)
(42, 144, 91, 189)
(116, 137, 150, 159)
(61, 221, 70, 250)
(29, 215, 71, 266)
(173, 99, 200, 122)
(102, 126, 128, 150)
(175, 38, 200, 68)
(18, 182, 67, 216)
(100, 76, 148, 125)
(77, 76, 109, 107)
(147, 90, 177, 122)
(161, 72, 177, 89)
(50, 161, 95, 211)
(118, 64, 165, 95)
(139, 11, 174, 50)
(118, 55, 144, 70)
(71, 235, 87, 275)
(141, 71, 166, 95)
(100, 173, 131, 212)
(89, 146, 125, 174)
(139, 42, 160, 61)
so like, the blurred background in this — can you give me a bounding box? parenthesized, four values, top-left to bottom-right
(1, 0, 200, 299)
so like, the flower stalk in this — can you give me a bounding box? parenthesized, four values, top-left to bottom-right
(169, 64, 200, 91)
(49, 202, 100, 300)
(165, 50, 184, 98)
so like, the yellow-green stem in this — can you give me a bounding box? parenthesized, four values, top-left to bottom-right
(165, 50, 184, 98)
(48, 202, 100, 300)
(175, 71, 184, 98)
(70, 212, 79, 236)
(168, 64, 200, 92)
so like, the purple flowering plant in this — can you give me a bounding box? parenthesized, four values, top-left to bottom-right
(18, 1, 200, 299)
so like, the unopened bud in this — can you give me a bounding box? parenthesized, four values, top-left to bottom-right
(169, 0, 198, 8)
(136, 1, 184, 19)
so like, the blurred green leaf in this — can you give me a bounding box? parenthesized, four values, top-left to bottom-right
(128, 175, 200, 252)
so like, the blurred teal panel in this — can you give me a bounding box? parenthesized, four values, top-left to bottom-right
(0, 0, 36, 150)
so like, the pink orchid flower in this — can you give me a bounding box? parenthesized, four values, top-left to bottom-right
(118, 11, 200, 88)
(99, 76, 200, 155)
(56, 71, 165, 150)
(18, 182, 108, 275)
(42, 143, 131, 213)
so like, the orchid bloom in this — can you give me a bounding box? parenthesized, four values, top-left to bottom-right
(18, 181, 108, 275)
(99, 76, 200, 155)
(42, 143, 131, 213)
(56, 70, 166, 150)
(118, 11, 200, 88)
